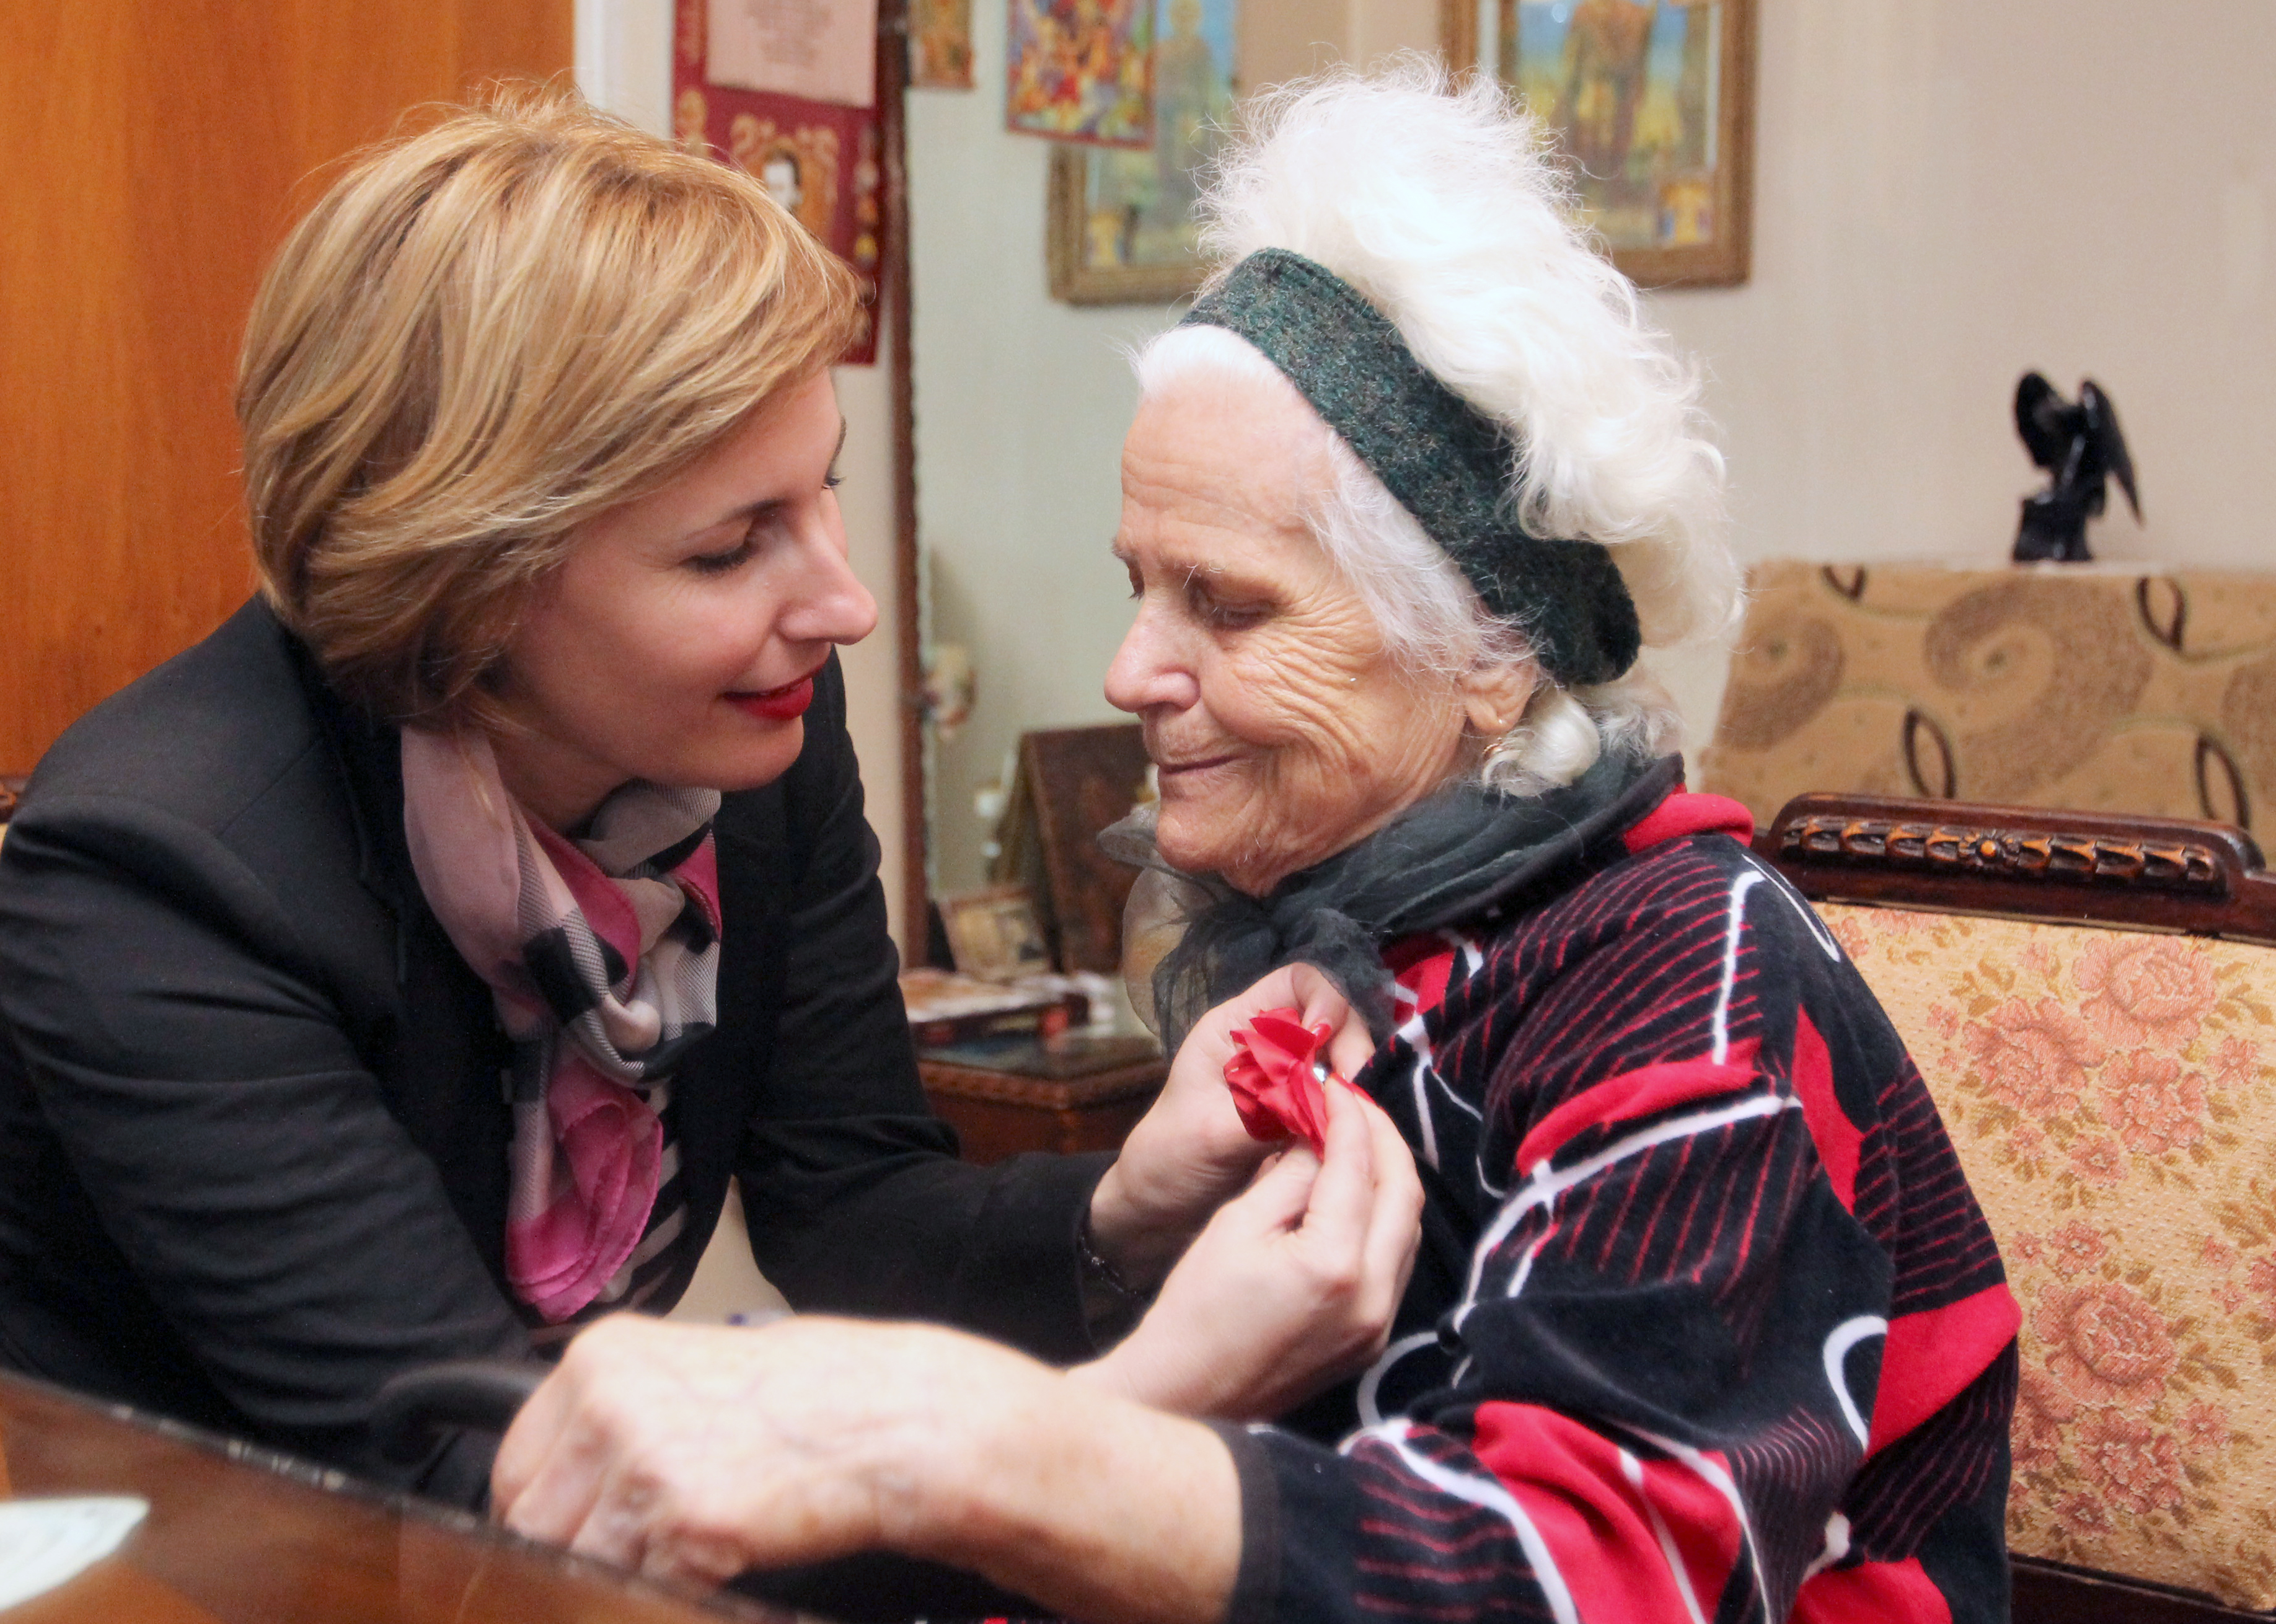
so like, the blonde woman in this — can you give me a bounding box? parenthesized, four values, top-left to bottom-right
(0, 89, 1418, 1528)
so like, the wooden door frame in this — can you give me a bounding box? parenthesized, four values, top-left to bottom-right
(880, 2, 930, 963)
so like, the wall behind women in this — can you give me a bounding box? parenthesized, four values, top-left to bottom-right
(911, 0, 2276, 896)
(1646, 0, 2276, 744)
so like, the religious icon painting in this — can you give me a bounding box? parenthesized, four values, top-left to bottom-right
(673, 0, 886, 362)
(1005, 0, 1155, 149)
(1450, 0, 1755, 287)
(1044, 0, 1234, 303)
(911, 0, 977, 88)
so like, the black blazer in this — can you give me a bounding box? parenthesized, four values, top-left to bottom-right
(0, 601, 1104, 1504)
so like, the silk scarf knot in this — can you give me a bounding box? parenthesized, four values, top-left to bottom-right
(1103, 751, 1682, 1057)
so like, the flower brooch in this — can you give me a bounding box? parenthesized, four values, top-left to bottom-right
(1223, 1007, 1342, 1155)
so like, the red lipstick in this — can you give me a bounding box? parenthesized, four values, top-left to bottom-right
(728, 674, 815, 721)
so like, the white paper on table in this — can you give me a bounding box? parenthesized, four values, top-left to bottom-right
(0, 1496, 149, 1609)
(707, 0, 880, 109)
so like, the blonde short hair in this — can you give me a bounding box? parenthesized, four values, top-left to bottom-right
(239, 87, 863, 730)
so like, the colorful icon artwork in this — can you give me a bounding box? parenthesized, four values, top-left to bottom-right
(1005, 0, 1155, 149)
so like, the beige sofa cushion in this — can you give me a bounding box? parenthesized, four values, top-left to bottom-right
(1700, 562, 2276, 836)
(1820, 901, 2276, 1609)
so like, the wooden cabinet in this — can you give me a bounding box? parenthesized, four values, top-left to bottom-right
(0, 1, 571, 775)
(919, 1050, 1166, 1163)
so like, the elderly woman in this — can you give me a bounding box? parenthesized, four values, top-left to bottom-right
(493, 64, 2020, 1624)
(0, 88, 1415, 1524)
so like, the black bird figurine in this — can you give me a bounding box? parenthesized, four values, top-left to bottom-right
(2013, 371, 2141, 563)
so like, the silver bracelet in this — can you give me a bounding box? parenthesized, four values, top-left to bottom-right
(1076, 1218, 1142, 1302)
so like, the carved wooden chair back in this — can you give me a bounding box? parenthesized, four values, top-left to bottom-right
(1760, 792, 2276, 1624)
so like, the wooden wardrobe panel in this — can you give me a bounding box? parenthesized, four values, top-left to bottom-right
(0, 0, 571, 776)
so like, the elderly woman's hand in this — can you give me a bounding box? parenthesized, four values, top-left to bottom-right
(493, 1315, 930, 1589)
(1074, 1077, 1422, 1419)
(1087, 963, 1376, 1288)
(491, 1315, 1243, 1624)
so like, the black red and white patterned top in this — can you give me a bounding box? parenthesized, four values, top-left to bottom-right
(1222, 786, 2021, 1624)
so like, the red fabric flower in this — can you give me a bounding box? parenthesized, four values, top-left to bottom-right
(1224, 1007, 1336, 1155)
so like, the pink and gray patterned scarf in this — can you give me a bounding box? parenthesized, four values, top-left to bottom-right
(400, 729, 722, 1322)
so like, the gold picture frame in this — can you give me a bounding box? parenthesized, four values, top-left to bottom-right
(1444, 0, 1755, 289)
(938, 884, 1055, 981)
(1045, 0, 1237, 307)
(1047, 148, 1209, 306)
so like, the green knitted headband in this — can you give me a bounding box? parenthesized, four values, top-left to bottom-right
(1180, 248, 1641, 688)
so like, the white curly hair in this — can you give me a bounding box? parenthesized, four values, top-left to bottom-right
(1130, 58, 1739, 796)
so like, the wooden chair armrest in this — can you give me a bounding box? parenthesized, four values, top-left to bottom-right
(2015, 1554, 2273, 1623)
(1755, 792, 2276, 945)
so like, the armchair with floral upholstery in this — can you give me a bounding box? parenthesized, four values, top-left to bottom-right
(1761, 792, 2276, 1623)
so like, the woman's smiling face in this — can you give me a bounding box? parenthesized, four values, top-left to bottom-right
(1104, 370, 1486, 896)
(488, 370, 876, 830)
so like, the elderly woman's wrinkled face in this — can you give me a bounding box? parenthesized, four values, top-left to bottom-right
(1106, 373, 1509, 895)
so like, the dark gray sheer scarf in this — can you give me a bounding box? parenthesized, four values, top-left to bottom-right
(1102, 751, 1682, 1057)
